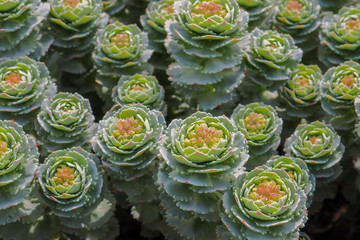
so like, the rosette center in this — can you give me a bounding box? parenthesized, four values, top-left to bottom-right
(111, 33, 131, 48)
(4, 72, 21, 86)
(113, 116, 144, 141)
(184, 122, 223, 149)
(192, 0, 226, 18)
(249, 180, 285, 204)
(52, 165, 77, 188)
(244, 113, 267, 133)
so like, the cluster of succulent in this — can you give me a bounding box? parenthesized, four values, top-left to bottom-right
(3, 0, 360, 240)
(0, 0, 52, 60)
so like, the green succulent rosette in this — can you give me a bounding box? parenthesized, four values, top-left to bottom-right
(37, 147, 118, 239)
(279, 64, 322, 119)
(102, 0, 124, 15)
(0, 120, 40, 226)
(266, 155, 315, 198)
(320, 61, 360, 130)
(236, 0, 275, 30)
(111, 74, 166, 113)
(35, 92, 97, 152)
(0, 0, 53, 60)
(165, 0, 249, 110)
(274, 0, 321, 52)
(220, 165, 308, 240)
(92, 104, 165, 203)
(319, 5, 360, 67)
(231, 102, 282, 170)
(0, 57, 57, 125)
(48, 0, 105, 60)
(156, 112, 249, 240)
(244, 28, 303, 91)
(284, 121, 344, 182)
(93, 21, 153, 99)
(140, 0, 175, 69)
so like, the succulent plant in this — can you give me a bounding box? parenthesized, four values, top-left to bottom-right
(165, 0, 250, 110)
(236, 0, 275, 30)
(319, 5, 360, 67)
(48, 0, 104, 55)
(140, 0, 175, 69)
(285, 121, 344, 182)
(35, 92, 97, 152)
(37, 147, 118, 239)
(0, 57, 57, 125)
(321, 60, 360, 130)
(354, 96, 360, 141)
(266, 155, 315, 198)
(220, 165, 308, 240)
(0, 0, 53, 60)
(157, 111, 249, 240)
(0, 120, 40, 226)
(279, 64, 322, 119)
(244, 28, 303, 91)
(92, 103, 165, 203)
(92, 104, 165, 236)
(111, 74, 166, 113)
(93, 21, 153, 100)
(273, 0, 321, 52)
(231, 102, 282, 170)
(102, 0, 125, 15)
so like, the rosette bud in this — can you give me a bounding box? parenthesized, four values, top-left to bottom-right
(320, 60, 360, 130)
(279, 64, 322, 119)
(284, 121, 344, 182)
(35, 92, 97, 152)
(111, 74, 166, 113)
(319, 5, 360, 67)
(244, 28, 303, 91)
(231, 102, 282, 169)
